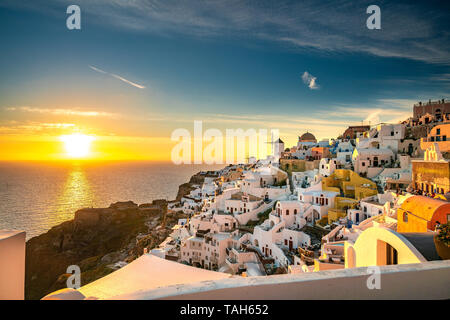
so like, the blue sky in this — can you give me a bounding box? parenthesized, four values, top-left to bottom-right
(0, 0, 449, 155)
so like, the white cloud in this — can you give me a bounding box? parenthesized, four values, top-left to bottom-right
(89, 65, 146, 89)
(5, 106, 118, 118)
(301, 71, 320, 90)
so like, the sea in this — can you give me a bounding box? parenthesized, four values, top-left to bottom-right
(0, 161, 224, 240)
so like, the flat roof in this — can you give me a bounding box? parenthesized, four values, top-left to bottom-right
(402, 232, 441, 261)
(76, 254, 231, 299)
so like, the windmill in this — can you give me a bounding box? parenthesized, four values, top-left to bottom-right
(265, 131, 277, 157)
(265, 130, 283, 162)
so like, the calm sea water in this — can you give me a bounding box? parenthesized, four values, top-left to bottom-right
(0, 161, 223, 240)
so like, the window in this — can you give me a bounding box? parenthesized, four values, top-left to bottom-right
(437, 128, 441, 135)
(386, 243, 398, 265)
(286, 210, 289, 215)
(294, 209, 297, 215)
(403, 212, 408, 222)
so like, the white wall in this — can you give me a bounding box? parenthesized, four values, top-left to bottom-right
(0, 230, 26, 300)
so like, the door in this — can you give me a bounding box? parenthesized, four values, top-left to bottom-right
(408, 143, 413, 155)
(386, 243, 398, 265)
(289, 240, 293, 251)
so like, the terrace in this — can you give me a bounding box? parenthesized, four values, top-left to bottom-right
(44, 256, 450, 299)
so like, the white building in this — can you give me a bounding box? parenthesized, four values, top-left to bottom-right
(224, 192, 263, 215)
(273, 138, 285, 161)
(319, 158, 338, 177)
(335, 140, 354, 164)
(352, 148, 395, 178)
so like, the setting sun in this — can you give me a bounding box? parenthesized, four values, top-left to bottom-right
(60, 133, 95, 158)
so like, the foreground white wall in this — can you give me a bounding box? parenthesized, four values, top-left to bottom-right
(0, 230, 26, 300)
(43, 254, 450, 300)
(118, 260, 450, 300)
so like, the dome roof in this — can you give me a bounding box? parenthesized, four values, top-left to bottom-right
(299, 132, 316, 142)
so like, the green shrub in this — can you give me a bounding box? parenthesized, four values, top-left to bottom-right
(437, 222, 450, 246)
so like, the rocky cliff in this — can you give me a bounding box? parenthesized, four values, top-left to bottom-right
(25, 199, 187, 300)
(175, 172, 206, 201)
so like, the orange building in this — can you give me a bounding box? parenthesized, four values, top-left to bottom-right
(397, 196, 450, 233)
(311, 147, 331, 160)
(342, 125, 370, 140)
(412, 143, 450, 194)
(420, 123, 450, 153)
(413, 99, 450, 121)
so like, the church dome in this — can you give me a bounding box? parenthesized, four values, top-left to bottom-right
(299, 132, 316, 142)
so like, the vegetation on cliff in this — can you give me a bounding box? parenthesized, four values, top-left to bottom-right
(25, 199, 187, 300)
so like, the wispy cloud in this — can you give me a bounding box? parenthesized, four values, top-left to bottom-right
(0, 121, 76, 135)
(301, 71, 319, 90)
(5, 0, 447, 65)
(88, 65, 107, 74)
(5, 106, 118, 118)
(89, 65, 146, 89)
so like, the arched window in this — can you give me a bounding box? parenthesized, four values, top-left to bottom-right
(403, 211, 408, 222)
(286, 210, 289, 215)
(294, 209, 297, 215)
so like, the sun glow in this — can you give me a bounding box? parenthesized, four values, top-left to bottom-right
(60, 133, 95, 158)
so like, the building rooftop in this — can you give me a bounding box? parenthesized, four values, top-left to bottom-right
(400, 195, 450, 222)
(299, 132, 317, 142)
(401, 232, 441, 262)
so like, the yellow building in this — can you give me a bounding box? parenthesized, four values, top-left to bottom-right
(322, 169, 378, 224)
(279, 159, 319, 174)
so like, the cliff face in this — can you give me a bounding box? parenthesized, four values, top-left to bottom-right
(25, 199, 187, 300)
(175, 172, 206, 201)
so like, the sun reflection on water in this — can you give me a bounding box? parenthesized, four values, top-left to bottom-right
(54, 164, 97, 222)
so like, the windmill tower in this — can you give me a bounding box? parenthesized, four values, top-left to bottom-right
(266, 131, 284, 162)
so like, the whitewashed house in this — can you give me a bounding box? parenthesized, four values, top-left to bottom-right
(319, 158, 338, 177)
(352, 148, 395, 178)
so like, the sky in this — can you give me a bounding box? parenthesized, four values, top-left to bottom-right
(0, 0, 449, 161)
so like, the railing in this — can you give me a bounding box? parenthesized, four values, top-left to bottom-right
(414, 99, 448, 107)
